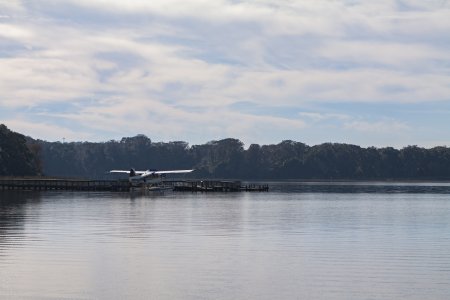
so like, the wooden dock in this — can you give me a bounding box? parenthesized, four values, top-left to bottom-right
(0, 178, 269, 192)
(0, 178, 131, 192)
(171, 180, 269, 192)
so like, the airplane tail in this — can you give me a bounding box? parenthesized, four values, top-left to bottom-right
(130, 168, 136, 177)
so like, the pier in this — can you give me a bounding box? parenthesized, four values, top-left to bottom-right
(172, 180, 269, 192)
(0, 178, 269, 192)
(0, 178, 130, 192)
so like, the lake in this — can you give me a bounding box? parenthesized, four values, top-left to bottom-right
(1, 182, 450, 299)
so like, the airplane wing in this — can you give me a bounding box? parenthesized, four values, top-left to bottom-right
(110, 169, 193, 178)
(110, 170, 147, 175)
(110, 170, 130, 174)
(153, 169, 194, 175)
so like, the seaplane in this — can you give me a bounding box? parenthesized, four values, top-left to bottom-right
(109, 168, 194, 185)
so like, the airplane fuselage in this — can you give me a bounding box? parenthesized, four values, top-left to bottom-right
(110, 168, 194, 185)
(129, 174, 162, 183)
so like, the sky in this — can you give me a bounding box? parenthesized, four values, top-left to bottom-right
(0, 0, 449, 148)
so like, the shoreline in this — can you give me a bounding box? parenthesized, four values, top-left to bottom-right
(1, 176, 450, 184)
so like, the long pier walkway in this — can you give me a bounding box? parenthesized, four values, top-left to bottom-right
(0, 178, 269, 192)
(0, 178, 130, 192)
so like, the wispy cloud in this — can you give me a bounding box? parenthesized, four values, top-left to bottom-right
(0, 23, 33, 39)
(344, 119, 410, 134)
(0, 0, 25, 14)
(299, 112, 351, 122)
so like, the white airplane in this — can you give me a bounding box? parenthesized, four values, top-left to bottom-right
(110, 168, 194, 184)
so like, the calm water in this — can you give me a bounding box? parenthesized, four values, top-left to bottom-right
(1, 182, 450, 299)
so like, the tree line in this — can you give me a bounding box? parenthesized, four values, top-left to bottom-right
(31, 134, 450, 180)
(1, 124, 450, 180)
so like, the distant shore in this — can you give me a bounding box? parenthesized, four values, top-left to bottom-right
(2, 176, 449, 183)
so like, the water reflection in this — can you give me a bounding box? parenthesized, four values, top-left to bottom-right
(0, 191, 41, 246)
(267, 181, 450, 193)
(0, 188, 449, 299)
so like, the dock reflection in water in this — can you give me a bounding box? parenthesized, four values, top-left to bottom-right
(1, 183, 450, 299)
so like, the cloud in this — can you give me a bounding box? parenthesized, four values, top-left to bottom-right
(318, 40, 450, 69)
(34, 95, 307, 145)
(298, 112, 351, 122)
(3, 118, 93, 142)
(0, 0, 25, 14)
(53, 0, 450, 37)
(0, 0, 449, 147)
(0, 23, 33, 40)
(344, 119, 410, 133)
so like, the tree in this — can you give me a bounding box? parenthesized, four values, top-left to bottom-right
(0, 124, 40, 176)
